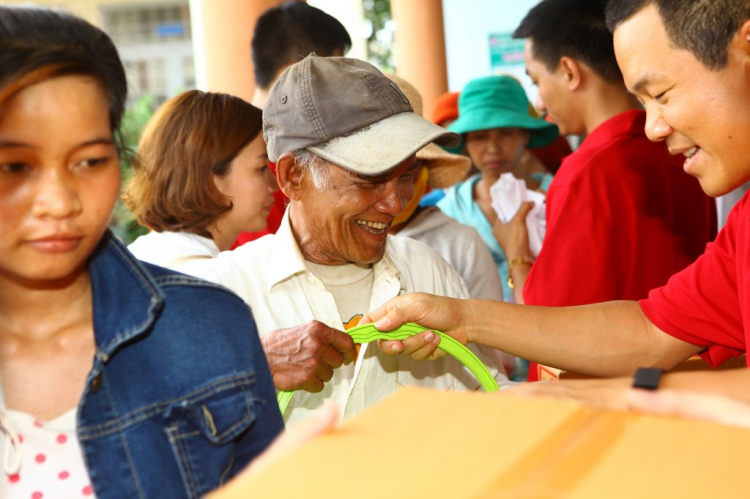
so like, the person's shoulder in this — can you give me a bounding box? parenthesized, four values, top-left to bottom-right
(385, 236, 468, 297)
(431, 210, 483, 238)
(437, 175, 478, 212)
(555, 127, 663, 191)
(228, 234, 276, 258)
(190, 234, 276, 280)
(142, 261, 249, 308)
(386, 233, 446, 261)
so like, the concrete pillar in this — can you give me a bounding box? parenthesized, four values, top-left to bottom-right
(189, 0, 287, 102)
(391, 0, 449, 119)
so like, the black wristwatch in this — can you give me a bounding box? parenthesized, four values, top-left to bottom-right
(632, 367, 664, 390)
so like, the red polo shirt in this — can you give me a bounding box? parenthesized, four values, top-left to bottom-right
(640, 192, 750, 367)
(523, 110, 717, 381)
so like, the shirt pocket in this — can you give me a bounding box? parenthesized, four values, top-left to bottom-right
(162, 373, 257, 498)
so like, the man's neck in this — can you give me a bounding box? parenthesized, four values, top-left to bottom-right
(581, 79, 642, 135)
(289, 204, 351, 266)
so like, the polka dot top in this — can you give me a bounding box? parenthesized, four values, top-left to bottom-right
(0, 408, 94, 498)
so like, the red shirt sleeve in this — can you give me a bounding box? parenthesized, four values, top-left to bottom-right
(640, 199, 747, 367)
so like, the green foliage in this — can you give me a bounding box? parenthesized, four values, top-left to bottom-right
(110, 94, 154, 244)
(363, 0, 394, 72)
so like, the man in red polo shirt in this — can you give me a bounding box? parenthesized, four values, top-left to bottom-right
(366, 0, 750, 418)
(496, 0, 715, 382)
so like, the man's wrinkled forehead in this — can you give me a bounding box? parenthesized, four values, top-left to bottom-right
(337, 154, 419, 183)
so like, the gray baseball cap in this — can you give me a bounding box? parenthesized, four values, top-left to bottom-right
(263, 55, 461, 176)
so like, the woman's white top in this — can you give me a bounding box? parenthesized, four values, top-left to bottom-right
(127, 231, 220, 268)
(0, 407, 95, 498)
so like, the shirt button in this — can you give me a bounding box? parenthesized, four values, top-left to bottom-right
(91, 374, 102, 393)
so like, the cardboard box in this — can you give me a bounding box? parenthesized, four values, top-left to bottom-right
(217, 387, 750, 498)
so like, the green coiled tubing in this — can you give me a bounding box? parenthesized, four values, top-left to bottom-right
(277, 322, 500, 415)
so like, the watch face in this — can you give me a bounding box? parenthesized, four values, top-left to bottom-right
(633, 367, 663, 391)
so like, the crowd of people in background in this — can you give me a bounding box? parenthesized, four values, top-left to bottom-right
(0, 0, 749, 497)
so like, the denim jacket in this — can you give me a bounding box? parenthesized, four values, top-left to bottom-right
(78, 232, 283, 498)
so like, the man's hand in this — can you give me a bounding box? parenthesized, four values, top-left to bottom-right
(361, 293, 470, 361)
(627, 389, 750, 428)
(507, 378, 632, 410)
(261, 321, 357, 392)
(493, 201, 534, 259)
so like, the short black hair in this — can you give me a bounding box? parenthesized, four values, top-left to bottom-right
(0, 6, 127, 134)
(605, 0, 750, 70)
(513, 0, 622, 83)
(252, 1, 352, 89)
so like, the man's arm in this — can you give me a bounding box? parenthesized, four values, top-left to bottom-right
(366, 294, 701, 376)
(628, 375, 750, 424)
(509, 365, 750, 411)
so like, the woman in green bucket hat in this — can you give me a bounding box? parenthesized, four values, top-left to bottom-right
(437, 75, 559, 303)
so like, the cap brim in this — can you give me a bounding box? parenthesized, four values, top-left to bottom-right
(448, 109, 559, 148)
(308, 112, 461, 176)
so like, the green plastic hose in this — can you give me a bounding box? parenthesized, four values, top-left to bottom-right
(277, 322, 499, 415)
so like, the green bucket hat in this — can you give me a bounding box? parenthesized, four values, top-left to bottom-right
(449, 75, 559, 148)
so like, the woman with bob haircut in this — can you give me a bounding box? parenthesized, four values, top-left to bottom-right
(125, 90, 277, 268)
(0, 6, 283, 498)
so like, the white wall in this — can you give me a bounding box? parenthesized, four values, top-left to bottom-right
(442, 0, 540, 100)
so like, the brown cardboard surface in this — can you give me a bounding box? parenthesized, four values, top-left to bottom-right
(219, 387, 750, 498)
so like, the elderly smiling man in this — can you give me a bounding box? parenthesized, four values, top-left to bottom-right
(189, 55, 510, 422)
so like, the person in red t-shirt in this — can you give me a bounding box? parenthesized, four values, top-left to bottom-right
(363, 0, 750, 422)
(493, 0, 716, 381)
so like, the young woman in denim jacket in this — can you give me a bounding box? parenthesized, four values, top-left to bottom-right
(0, 7, 284, 498)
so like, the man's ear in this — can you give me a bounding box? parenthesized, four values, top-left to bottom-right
(739, 19, 750, 56)
(276, 151, 304, 200)
(559, 56, 583, 91)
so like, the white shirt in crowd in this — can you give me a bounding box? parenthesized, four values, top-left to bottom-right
(187, 210, 513, 423)
(0, 407, 94, 499)
(127, 230, 219, 268)
(395, 207, 504, 301)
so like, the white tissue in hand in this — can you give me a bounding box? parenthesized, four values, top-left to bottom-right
(490, 173, 547, 256)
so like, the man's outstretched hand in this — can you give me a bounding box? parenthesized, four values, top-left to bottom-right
(362, 292, 470, 361)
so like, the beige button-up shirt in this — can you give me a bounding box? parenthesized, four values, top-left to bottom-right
(188, 211, 512, 423)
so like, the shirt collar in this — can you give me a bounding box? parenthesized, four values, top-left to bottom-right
(581, 109, 646, 150)
(89, 231, 165, 361)
(267, 206, 314, 288)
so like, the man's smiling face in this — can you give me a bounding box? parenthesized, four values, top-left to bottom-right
(613, 4, 750, 197)
(294, 155, 417, 266)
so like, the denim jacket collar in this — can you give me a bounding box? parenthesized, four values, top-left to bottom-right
(88, 231, 165, 362)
